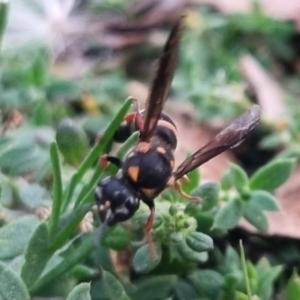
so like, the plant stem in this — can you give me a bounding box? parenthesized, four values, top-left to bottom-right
(49, 141, 63, 239)
(50, 204, 92, 252)
(239, 240, 252, 300)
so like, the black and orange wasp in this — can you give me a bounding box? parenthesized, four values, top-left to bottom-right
(95, 15, 261, 248)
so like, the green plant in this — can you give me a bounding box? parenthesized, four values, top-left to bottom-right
(0, 95, 293, 298)
(1, 3, 300, 299)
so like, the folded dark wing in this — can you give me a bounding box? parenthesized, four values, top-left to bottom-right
(174, 105, 261, 180)
(139, 15, 184, 142)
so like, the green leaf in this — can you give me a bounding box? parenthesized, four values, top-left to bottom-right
(174, 279, 199, 300)
(259, 132, 284, 149)
(224, 272, 242, 291)
(0, 216, 39, 260)
(222, 246, 241, 273)
(221, 170, 233, 191)
(250, 159, 295, 191)
(229, 164, 249, 193)
(182, 167, 200, 194)
(192, 210, 214, 233)
(66, 282, 91, 300)
(235, 291, 250, 300)
(133, 242, 162, 274)
(131, 275, 177, 300)
(56, 119, 89, 167)
(17, 182, 47, 209)
(178, 239, 208, 263)
(49, 141, 63, 238)
(212, 198, 243, 230)
(0, 261, 30, 300)
(0, 144, 40, 176)
(21, 222, 50, 288)
(29, 235, 94, 294)
(0, 180, 13, 207)
(101, 226, 131, 251)
(248, 190, 280, 211)
(188, 269, 224, 299)
(50, 203, 92, 251)
(31, 50, 47, 86)
(192, 182, 219, 211)
(286, 272, 300, 300)
(255, 258, 283, 300)
(0, 0, 9, 50)
(239, 240, 252, 299)
(186, 232, 213, 252)
(243, 203, 268, 232)
(101, 270, 130, 300)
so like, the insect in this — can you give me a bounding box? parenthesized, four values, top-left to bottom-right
(95, 15, 261, 249)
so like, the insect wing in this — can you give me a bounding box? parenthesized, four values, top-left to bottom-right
(139, 15, 184, 142)
(174, 105, 261, 180)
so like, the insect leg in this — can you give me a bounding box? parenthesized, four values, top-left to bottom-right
(144, 203, 157, 258)
(123, 98, 144, 131)
(100, 154, 123, 169)
(179, 175, 189, 184)
(168, 178, 201, 203)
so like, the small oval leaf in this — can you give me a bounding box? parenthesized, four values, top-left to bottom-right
(133, 242, 162, 274)
(17, 182, 47, 209)
(250, 159, 295, 191)
(248, 190, 280, 211)
(189, 269, 224, 299)
(182, 167, 200, 194)
(21, 222, 50, 287)
(186, 232, 213, 252)
(131, 275, 177, 300)
(0, 216, 39, 260)
(101, 226, 131, 251)
(243, 203, 268, 232)
(66, 282, 91, 300)
(102, 270, 130, 300)
(192, 182, 219, 211)
(221, 170, 233, 191)
(213, 198, 244, 231)
(0, 261, 30, 300)
(178, 239, 208, 263)
(56, 118, 89, 166)
(229, 164, 249, 192)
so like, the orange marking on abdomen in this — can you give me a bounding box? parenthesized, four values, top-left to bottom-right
(156, 146, 166, 154)
(157, 120, 177, 138)
(127, 166, 140, 182)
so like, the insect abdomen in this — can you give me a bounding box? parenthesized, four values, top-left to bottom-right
(123, 146, 174, 199)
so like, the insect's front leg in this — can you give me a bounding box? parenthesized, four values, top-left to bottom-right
(100, 154, 123, 169)
(123, 98, 144, 131)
